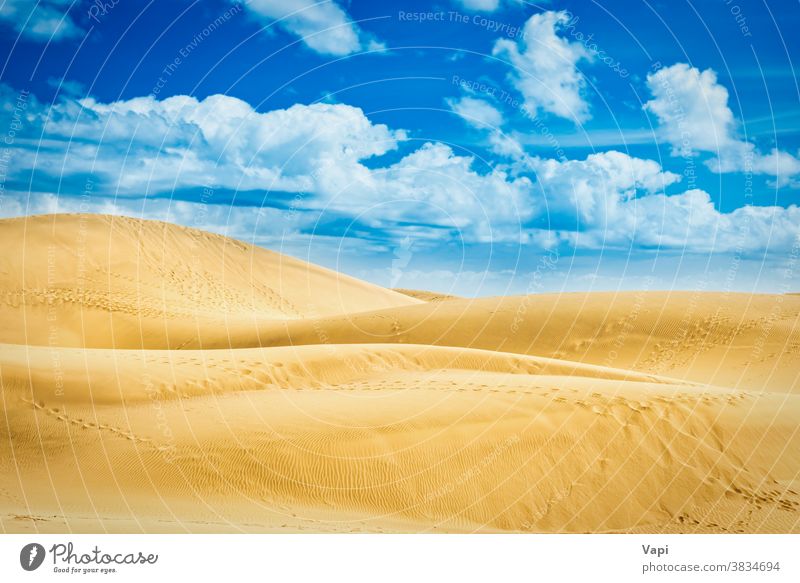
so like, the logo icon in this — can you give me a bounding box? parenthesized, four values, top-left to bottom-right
(20, 543, 46, 571)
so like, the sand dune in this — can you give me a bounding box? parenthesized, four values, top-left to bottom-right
(1, 215, 798, 533)
(0, 214, 418, 348)
(263, 292, 800, 393)
(393, 288, 462, 302)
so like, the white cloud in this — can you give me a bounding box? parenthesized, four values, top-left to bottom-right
(614, 189, 800, 253)
(17, 91, 403, 197)
(3, 88, 534, 243)
(452, 0, 538, 13)
(4, 87, 798, 254)
(357, 142, 534, 242)
(447, 96, 504, 128)
(530, 182, 800, 254)
(453, 0, 502, 11)
(0, 0, 82, 41)
(645, 64, 738, 154)
(504, 149, 800, 253)
(710, 146, 800, 184)
(645, 63, 800, 186)
(488, 130, 527, 158)
(524, 150, 682, 225)
(493, 10, 592, 122)
(239, 0, 379, 56)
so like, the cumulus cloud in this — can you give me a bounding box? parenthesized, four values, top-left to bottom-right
(358, 142, 534, 242)
(645, 64, 738, 154)
(645, 63, 800, 186)
(9, 90, 403, 197)
(447, 96, 504, 128)
(239, 0, 380, 56)
(493, 10, 592, 122)
(502, 148, 800, 253)
(0, 0, 82, 41)
(524, 150, 682, 226)
(1, 87, 535, 243)
(608, 189, 800, 253)
(3, 86, 798, 254)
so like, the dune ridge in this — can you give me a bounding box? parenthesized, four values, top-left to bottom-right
(1, 214, 798, 533)
(0, 214, 419, 348)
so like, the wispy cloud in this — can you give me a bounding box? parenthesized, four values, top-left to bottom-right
(513, 127, 659, 149)
(447, 96, 505, 128)
(0, 0, 82, 41)
(239, 0, 383, 56)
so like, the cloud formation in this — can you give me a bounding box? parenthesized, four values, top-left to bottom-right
(240, 0, 381, 56)
(11, 90, 402, 196)
(496, 145, 800, 253)
(645, 63, 800, 186)
(453, 0, 502, 11)
(524, 150, 681, 225)
(493, 10, 592, 122)
(527, 155, 799, 253)
(1, 87, 532, 243)
(2, 86, 798, 254)
(0, 0, 82, 41)
(447, 97, 504, 128)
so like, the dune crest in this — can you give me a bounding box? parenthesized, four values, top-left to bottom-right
(0, 214, 419, 348)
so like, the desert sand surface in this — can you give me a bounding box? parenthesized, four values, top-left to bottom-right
(393, 288, 462, 302)
(1, 214, 799, 533)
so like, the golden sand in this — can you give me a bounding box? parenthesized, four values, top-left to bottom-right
(1, 214, 798, 533)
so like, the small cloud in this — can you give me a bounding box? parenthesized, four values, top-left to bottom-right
(493, 10, 592, 123)
(453, 0, 502, 12)
(238, 0, 383, 56)
(645, 63, 800, 186)
(447, 96, 504, 128)
(452, 0, 538, 13)
(0, 0, 83, 41)
(47, 77, 86, 97)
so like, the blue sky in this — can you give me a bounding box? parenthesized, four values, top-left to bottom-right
(0, 0, 798, 296)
